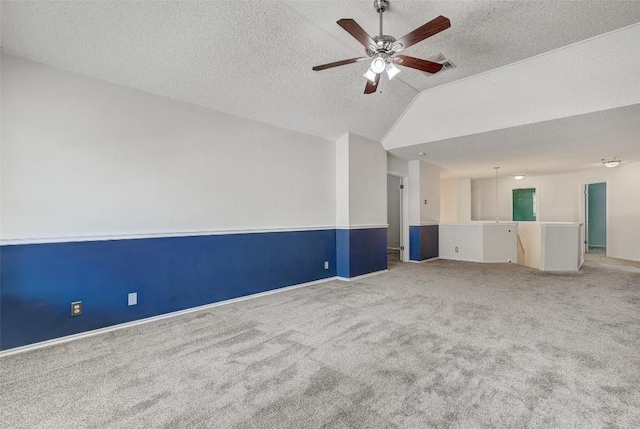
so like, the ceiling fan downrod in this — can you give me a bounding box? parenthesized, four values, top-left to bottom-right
(374, 0, 389, 37)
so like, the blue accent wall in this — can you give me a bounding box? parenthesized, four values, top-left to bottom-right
(0, 229, 336, 351)
(336, 228, 387, 278)
(336, 229, 350, 278)
(409, 225, 439, 261)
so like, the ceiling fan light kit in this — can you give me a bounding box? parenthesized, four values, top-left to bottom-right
(370, 55, 387, 74)
(386, 63, 401, 80)
(312, 0, 451, 94)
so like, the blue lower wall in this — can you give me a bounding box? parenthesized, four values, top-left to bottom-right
(336, 228, 387, 278)
(409, 225, 439, 261)
(0, 229, 336, 351)
(336, 229, 350, 278)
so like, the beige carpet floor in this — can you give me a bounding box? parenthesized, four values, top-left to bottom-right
(1, 259, 639, 428)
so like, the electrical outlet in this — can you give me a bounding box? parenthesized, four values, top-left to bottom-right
(455, 247, 459, 252)
(71, 301, 82, 317)
(324, 261, 329, 270)
(128, 292, 137, 306)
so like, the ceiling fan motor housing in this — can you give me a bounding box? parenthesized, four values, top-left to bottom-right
(367, 34, 397, 57)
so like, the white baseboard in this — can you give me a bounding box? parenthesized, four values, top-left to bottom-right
(0, 276, 338, 358)
(408, 257, 440, 263)
(604, 254, 640, 263)
(337, 269, 388, 281)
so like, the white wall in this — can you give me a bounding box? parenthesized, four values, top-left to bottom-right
(387, 153, 408, 176)
(472, 162, 640, 261)
(441, 177, 471, 223)
(441, 179, 457, 223)
(1, 55, 336, 241)
(457, 178, 472, 223)
(335, 133, 387, 227)
(335, 133, 350, 227)
(419, 162, 441, 224)
(383, 24, 640, 149)
(348, 134, 387, 226)
(409, 160, 441, 225)
(408, 161, 421, 225)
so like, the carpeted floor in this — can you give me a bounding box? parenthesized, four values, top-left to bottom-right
(1, 259, 639, 428)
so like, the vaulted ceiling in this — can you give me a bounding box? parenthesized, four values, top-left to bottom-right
(2, 1, 640, 178)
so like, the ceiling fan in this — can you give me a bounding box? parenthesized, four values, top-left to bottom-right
(312, 0, 451, 94)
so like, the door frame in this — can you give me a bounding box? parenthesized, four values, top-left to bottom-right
(388, 172, 409, 262)
(581, 181, 609, 255)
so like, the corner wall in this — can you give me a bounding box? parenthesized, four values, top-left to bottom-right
(335, 133, 388, 278)
(408, 161, 441, 261)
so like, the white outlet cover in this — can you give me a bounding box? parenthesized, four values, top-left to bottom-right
(128, 292, 137, 306)
(324, 261, 329, 269)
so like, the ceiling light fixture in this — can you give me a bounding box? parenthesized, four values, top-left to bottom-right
(386, 63, 401, 80)
(602, 157, 621, 168)
(363, 69, 378, 83)
(418, 152, 425, 156)
(370, 55, 387, 74)
(513, 174, 525, 180)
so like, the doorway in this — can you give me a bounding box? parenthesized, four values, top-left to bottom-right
(585, 182, 607, 254)
(387, 175, 402, 264)
(387, 174, 408, 264)
(512, 188, 537, 221)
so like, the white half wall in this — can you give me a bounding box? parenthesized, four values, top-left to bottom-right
(439, 222, 517, 263)
(1, 55, 336, 240)
(472, 162, 640, 261)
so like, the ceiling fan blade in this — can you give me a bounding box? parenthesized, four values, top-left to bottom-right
(395, 55, 443, 74)
(394, 16, 451, 51)
(364, 73, 380, 94)
(337, 19, 376, 50)
(312, 57, 366, 71)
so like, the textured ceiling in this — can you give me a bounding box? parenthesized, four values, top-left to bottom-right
(2, 1, 640, 175)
